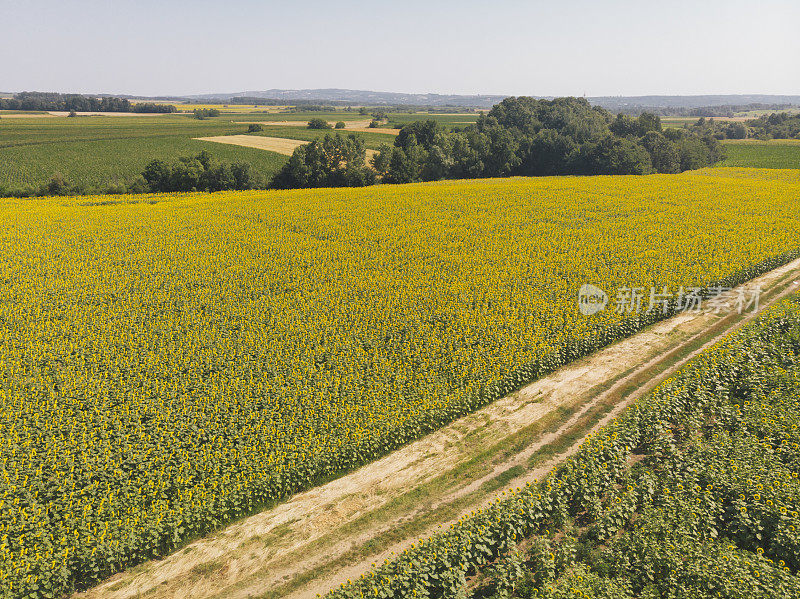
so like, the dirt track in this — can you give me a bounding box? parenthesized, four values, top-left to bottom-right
(76, 258, 800, 599)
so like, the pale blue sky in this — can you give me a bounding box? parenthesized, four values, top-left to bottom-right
(2, 0, 798, 97)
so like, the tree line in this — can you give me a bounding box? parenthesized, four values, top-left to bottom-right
(192, 108, 221, 119)
(0, 92, 177, 113)
(614, 102, 798, 117)
(691, 111, 800, 140)
(275, 96, 724, 188)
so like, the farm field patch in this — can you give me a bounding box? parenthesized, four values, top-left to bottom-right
(719, 139, 800, 169)
(0, 115, 288, 188)
(386, 112, 480, 128)
(2, 168, 800, 597)
(234, 119, 400, 135)
(660, 117, 699, 128)
(76, 257, 800, 599)
(194, 134, 308, 155)
(0, 131, 288, 188)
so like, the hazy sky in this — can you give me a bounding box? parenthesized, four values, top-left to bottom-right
(3, 0, 798, 97)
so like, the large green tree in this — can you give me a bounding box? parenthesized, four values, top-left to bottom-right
(272, 134, 376, 188)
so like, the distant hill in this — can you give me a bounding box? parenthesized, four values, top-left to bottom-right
(588, 94, 800, 110)
(183, 89, 800, 110)
(186, 88, 507, 107)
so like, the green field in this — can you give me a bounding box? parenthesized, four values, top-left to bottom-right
(0, 115, 289, 189)
(732, 107, 800, 119)
(383, 112, 479, 128)
(660, 117, 699, 128)
(0, 135, 287, 188)
(719, 139, 800, 169)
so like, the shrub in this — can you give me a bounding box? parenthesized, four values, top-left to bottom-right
(46, 172, 71, 195)
(193, 108, 220, 119)
(142, 151, 260, 192)
(335, 121, 346, 129)
(247, 123, 263, 133)
(308, 118, 332, 130)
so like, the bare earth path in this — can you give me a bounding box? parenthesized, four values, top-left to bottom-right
(76, 259, 800, 599)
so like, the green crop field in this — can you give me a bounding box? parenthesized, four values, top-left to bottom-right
(719, 139, 800, 169)
(0, 115, 290, 189)
(384, 112, 479, 129)
(0, 135, 287, 188)
(660, 117, 699, 128)
(733, 108, 800, 119)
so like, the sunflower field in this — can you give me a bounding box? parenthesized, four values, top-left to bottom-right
(1, 167, 799, 596)
(327, 290, 800, 599)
